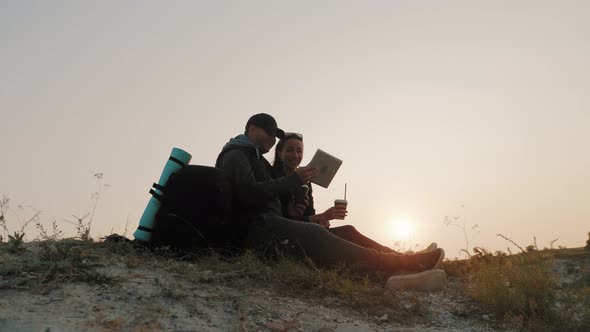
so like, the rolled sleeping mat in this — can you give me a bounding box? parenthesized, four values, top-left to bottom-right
(133, 147, 192, 242)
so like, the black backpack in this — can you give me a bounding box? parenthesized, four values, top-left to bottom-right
(150, 165, 238, 252)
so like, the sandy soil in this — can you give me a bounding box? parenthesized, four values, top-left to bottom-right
(1, 241, 587, 331)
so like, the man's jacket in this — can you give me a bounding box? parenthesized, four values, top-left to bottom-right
(215, 134, 303, 223)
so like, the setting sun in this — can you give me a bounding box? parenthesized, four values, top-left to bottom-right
(390, 218, 416, 240)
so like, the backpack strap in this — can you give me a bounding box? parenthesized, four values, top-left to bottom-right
(149, 182, 167, 201)
(149, 188, 164, 201)
(168, 155, 187, 167)
(152, 183, 166, 192)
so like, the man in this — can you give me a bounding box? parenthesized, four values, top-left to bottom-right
(215, 113, 318, 225)
(216, 113, 444, 277)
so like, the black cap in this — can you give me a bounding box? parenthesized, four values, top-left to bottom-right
(245, 113, 285, 139)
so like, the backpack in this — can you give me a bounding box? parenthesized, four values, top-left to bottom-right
(150, 165, 238, 252)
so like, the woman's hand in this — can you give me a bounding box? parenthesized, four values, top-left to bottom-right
(322, 205, 348, 220)
(310, 205, 347, 228)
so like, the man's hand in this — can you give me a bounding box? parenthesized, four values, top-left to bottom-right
(286, 200, 306, 219)
(295, 166, 319, 183)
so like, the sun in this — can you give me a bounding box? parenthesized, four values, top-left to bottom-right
(390, 218, 415, 240)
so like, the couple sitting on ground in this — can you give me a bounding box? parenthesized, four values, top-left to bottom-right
(215, 113, 446, 289)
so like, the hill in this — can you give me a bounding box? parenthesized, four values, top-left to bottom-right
(0, 238, 588, 331)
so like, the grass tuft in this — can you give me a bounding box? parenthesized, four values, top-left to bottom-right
(444, 238, 590, 331)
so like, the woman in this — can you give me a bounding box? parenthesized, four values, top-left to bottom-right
(272, 133, 415, 254)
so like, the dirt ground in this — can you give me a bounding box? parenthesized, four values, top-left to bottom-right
(0, 240, 587, 331)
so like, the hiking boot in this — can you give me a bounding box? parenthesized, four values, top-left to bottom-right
(403, 242, 438, 254)
(379, 248, 445, 275)
(402, 248, 445, 272)
(386, 269, 447, 292)
(417, 242, 438, 253)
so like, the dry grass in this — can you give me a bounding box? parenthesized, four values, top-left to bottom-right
(0, 238, 433, 326)
(469, 252, 554, 320)
(443, 246, 590, 331)
(0, 239, 135, 290)
(2, 235, 588, 331)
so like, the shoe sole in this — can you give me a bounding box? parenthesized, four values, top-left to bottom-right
(433, 248, 445, 270)
(386, 269, 447, 292)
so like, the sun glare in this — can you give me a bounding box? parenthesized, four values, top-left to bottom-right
(390, 218, 415, 239)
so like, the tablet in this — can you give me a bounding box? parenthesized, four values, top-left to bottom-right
(307, 149, 343, 188)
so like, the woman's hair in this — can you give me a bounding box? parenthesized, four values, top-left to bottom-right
(272, 133, 303, 173)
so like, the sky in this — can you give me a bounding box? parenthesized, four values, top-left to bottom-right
(1, 1, 589, 258)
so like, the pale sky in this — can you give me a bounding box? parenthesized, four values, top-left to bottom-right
(1, 1, 589, 258)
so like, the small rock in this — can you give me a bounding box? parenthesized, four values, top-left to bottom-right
(378, 314, 388, 321)
(200, 270, 214, 282)
(482, 314, 490, 321)
(323, 296, 338, 305)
